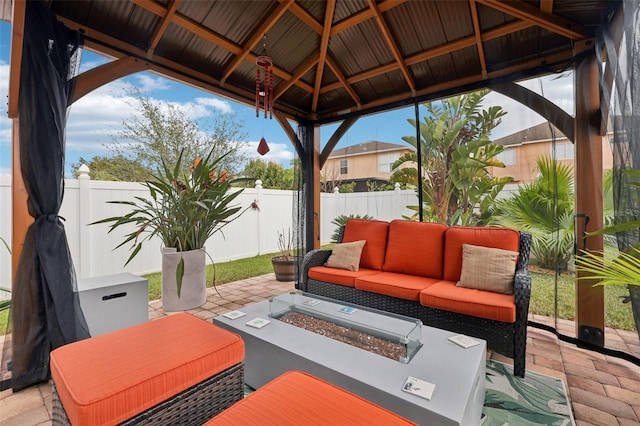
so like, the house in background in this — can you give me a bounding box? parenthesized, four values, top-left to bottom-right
(323, 141, 413, 192)
(488, 122, 613, 185)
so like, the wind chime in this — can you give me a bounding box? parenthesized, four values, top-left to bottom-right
(256, 35, 272, 155)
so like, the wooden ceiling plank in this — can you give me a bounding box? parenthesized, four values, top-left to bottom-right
(321, 62, 398, 93)
(482, 20, 533, 40)
(287, 1, 323, 34)
(318, 49, 574, 120)
(540, 0, 554, 14)
(406, 36, 476, 66)
(469, 0, 488, 79)
(221, 0, 294, 84)
(58, 16, 306, 118)
(312, 0, 336, 112)
(322, 18, 542, 95)
(107, 2, 316, 93)
(368, 0, 415, 93)
(147, 0, 180, 55)
(476, 0, 588, 40)
(274, 54, 319, 100)
(331, 0, 407, 36)
(132, 0, 242, 55)
(325, 56, 361, 105)
(8, 0, 25, 118)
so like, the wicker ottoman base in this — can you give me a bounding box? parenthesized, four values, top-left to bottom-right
(52, 362, 244, 425)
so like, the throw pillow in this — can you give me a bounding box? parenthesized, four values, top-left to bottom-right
(456, 244, 519, 294)
(325, 240, 367, 271)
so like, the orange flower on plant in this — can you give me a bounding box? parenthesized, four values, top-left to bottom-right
(191, 158, 202, 173)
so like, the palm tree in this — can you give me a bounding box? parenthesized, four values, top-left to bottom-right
(490, 157, 575, 271)
(391, 90, 512, 225)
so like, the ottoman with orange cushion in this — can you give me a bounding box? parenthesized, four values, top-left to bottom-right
(50, 313, 244, 426)
(204, 371, 417, 426)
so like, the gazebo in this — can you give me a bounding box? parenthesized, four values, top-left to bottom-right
(3, 0, 637, 391)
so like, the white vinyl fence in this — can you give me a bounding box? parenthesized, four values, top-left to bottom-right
(0, 174, 416, 291)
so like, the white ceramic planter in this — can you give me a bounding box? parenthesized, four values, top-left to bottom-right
(161, 248, 206, 311)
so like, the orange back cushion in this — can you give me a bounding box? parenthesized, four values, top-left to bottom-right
(443, 227, 520, 281)
(382, 220, 447, 278)
(342, 219, 389, 270)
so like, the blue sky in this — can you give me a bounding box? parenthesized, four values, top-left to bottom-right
(0, 20, 574, 178)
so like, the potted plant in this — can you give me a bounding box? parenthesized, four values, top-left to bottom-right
(272, 228, 298, 282)
(93, 149, 246, 311)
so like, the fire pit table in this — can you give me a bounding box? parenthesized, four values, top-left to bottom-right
(213, 291, 485, 426)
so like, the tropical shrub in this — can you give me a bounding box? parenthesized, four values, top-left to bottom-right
(391, 90, 512, 226)
(490, 157, 574, 271)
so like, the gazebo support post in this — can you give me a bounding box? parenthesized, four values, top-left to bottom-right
(298, 120, 321, 252)
(574, 41, 605, 347)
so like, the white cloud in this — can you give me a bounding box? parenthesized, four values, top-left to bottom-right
(194, 97, 233, 114)
(66, 87, 138, 153)
(0, 167, 10, 177)
(135, 74, 171, 92)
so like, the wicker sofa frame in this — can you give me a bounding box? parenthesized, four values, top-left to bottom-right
(52, 362, 244, 425)
(299, 227, 532, 378)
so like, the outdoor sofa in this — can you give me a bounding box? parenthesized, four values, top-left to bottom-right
(300, 219, 532, 377)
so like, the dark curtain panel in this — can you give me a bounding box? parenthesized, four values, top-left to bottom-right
(598, 0, 640, 251)
(600, 0, 640, 252)
(293, 123, 309, 288)
(8, 1, 89, 391)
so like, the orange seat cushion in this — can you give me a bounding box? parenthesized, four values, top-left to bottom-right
(204, 371, 417, 425)
(420, 280, 516, 322)
(443, 227, 520, 282)
(50, 313, 244, 426)
(355, 271, 440, 301)
(382, 220, 447, 278)
(342, 219, 389, 270)
(308, 266, 381, 287)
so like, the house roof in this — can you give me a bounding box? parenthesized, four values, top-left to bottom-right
(492, 122, 566, 147)
(328, 141, 410, 157)
(27, 0, 619, 125)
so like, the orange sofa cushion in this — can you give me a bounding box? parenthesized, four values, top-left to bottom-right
(355, 271, 440, 301)
(342, 219, 389, 270)
(308, 266, 381, 288)
(204, 371, 417, 425)
(382, 220, 447, 278)
(420, 280, 516, 322)
(51, 313, 244, 426)
(443, 227, 520, 282)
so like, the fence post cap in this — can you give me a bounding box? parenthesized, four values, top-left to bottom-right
(78, 164, 90, 180)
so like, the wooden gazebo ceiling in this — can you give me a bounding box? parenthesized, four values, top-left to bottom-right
(42, 0, 618, 123)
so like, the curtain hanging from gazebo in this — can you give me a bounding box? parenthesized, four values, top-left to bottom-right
(6, 0, 89, 391)
(602, 0, 640, 250)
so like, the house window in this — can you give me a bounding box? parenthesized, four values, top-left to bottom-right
(497, 148, 516, 166)
(340, 159, 348, 174)
(552, 142, 574, 160)
(378, 153, 400, 173)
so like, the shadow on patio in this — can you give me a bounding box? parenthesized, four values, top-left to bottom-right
(1, 274, 639, 425)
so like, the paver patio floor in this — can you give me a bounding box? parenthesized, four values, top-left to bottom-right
(1, 274, 639, 425)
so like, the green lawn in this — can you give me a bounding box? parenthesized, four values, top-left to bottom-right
(529, 270, 636, 330)
(0, 261, 636, 334)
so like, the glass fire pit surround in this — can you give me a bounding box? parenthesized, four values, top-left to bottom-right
(269, 291, 423, 363)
